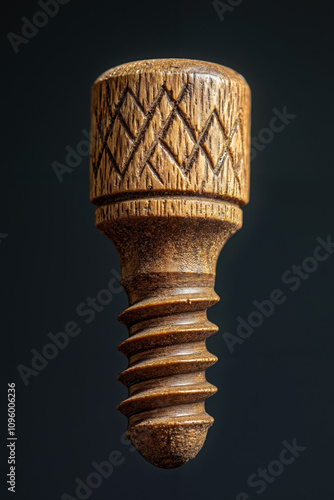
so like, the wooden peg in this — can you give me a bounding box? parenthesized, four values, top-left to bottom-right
(90, 59, 251, 468)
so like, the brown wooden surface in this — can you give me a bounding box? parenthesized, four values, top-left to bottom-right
(90, 58, 251, 468)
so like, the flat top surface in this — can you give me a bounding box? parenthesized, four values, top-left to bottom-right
(95, 58, 248, 86)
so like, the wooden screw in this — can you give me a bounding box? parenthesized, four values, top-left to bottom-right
(90, 59, 251, 468)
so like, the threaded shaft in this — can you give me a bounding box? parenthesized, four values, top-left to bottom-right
(96, 206, 242, 467)
(116, 272, 219, 468)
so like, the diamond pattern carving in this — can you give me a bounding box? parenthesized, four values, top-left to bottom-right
(92, 83, 243, 187)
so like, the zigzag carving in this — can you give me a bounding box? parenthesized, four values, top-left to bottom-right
(92, 82, 243, 187)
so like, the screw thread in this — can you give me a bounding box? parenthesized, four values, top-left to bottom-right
(117, 273, 219, 468)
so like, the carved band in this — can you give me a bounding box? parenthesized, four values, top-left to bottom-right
(95, 197, 242, 226)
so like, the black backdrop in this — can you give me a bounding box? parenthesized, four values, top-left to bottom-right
(1, 1, 334, 499)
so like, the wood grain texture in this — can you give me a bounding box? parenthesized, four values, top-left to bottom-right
(90, 59, 251, 468)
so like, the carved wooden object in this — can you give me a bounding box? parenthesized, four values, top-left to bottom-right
(90, 59, 251, 468)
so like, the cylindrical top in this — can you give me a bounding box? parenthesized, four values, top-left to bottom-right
(90, 58, 251, 207)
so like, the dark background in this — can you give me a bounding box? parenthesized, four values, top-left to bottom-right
(1, 0, 333, 499)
